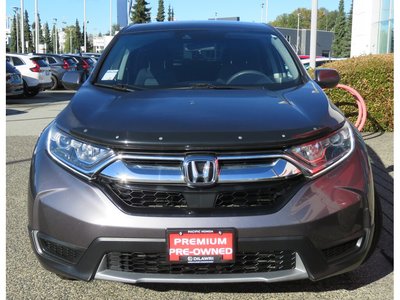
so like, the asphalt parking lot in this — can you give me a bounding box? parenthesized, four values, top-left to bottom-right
(6, 91, 394, 299)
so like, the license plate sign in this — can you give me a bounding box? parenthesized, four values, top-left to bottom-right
(167, 229, 235, 264)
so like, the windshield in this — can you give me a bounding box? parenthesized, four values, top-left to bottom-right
(95, 29, 302, 90)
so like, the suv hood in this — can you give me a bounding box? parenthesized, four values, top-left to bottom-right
(56, 82, 345, 151)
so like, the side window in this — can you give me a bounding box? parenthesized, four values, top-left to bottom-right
(48, 57, 56, 64)
(13, 57, 25, 66)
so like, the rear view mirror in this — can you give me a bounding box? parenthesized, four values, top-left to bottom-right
(314, 69, 340, 89)
(61, 71, 85, 90)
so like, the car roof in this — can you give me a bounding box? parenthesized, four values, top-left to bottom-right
(7, 53, 44, 60)
(121, 21, 275, 34)
(35, 53, 64, 58)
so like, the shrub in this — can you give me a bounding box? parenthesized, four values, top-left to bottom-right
(317, 54, 394, 132)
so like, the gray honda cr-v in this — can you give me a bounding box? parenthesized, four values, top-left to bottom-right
(28, 21, 380, 284)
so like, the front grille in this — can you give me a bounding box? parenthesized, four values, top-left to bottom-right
(108, 183, 187, 208)
(215, 183, 293, 208)
(106, 251, 296, 274)
(322, 238, 359, 260)
(39, 237, 83, 264)
(99, 176, 303, 215)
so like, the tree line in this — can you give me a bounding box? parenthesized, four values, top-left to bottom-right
(8, 0, 174, 54)
(270, 0, 353, 57)
(131, 0, 175, 23)
(9, 11, 93, 53)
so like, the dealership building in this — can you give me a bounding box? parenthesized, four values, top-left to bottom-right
(351, 0, 394, 56)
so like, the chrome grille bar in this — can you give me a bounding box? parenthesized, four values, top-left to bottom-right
(100, 155, 301, 184)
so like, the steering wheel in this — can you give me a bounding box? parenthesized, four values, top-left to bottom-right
(226, 70, 273, 85)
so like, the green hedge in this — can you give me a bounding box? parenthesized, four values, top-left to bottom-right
(317, 54, 394, 132)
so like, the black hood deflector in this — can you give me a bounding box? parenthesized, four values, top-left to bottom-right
(56, 82, 345, 151)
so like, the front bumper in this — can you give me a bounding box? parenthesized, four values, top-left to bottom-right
(28, 131, 376, 283)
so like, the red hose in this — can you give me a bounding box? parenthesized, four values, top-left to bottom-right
(335, 84, 367, 132)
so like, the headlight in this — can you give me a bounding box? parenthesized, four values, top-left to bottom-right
(288, 122, 354, 175)
(47, 125, 114, 176)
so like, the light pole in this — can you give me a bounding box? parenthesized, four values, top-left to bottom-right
(110, 0, 112, 36)
(261, 3, 264, 23)
(20, 0, 25, 53)
(310, 0, 318, 69)
(127, 0, 132, 24)
(35, 0, 39, 53)
(13, 7, 20, 53)
(70, 28, 73, 53)
(321, 10, 328, 31)
(62, 21, 66, 52)
(53, 18, 58, 54)
(84, 0, 86, 52)
(296, 13, 301, 54)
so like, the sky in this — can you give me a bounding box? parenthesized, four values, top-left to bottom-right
(5, 0, 352, 35)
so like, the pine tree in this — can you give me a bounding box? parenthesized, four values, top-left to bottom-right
(43, 22, 52, 53)
(23, 10, 33, 53)
(171, 8, 174, 21)
(156, 0, 165, 22)
(343, 0, 353, 57)
(331, 0, 347, 57)
(10, 16, 18, 53)
(75, 19, 82, 53)
(111, 24, 120, 35)
(131, 0, 151, 24)
(167, 5, 172, 21)
(38, 14, 44, 43)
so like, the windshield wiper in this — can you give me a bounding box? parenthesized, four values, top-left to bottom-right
(94, 83, 144, 92)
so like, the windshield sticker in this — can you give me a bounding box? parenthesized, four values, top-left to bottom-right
(101, 70, 118, 81)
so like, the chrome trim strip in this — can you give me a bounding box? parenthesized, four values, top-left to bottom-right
(100, 160, 185, 184)
(95, 253, 308, 283)
(100, 157, 302, 184)
(218, 159, 301, 183)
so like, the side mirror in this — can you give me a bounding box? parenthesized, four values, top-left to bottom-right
(314, 68, 340, 89)
(61, 71, 85, 90)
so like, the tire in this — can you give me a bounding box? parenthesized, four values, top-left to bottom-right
(363, 188, 382, 263)
(23, 80, 39, 98)
(50, 75, 59, 90)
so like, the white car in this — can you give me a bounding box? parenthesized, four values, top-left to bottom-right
(301, 57, 346, 70)
(6, 54, 52, 97)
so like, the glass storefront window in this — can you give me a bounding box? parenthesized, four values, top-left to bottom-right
(377, 0, 394, 53)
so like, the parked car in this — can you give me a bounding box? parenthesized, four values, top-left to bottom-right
(83, 52, 101, 63)
(6, 61, 24, 97)
(29, 21, 381, 284)
(301, 57, 346, 70)
(35, 54, 78, 90)
(6, 54, 52, 97)
(63, 54, 95, 76)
